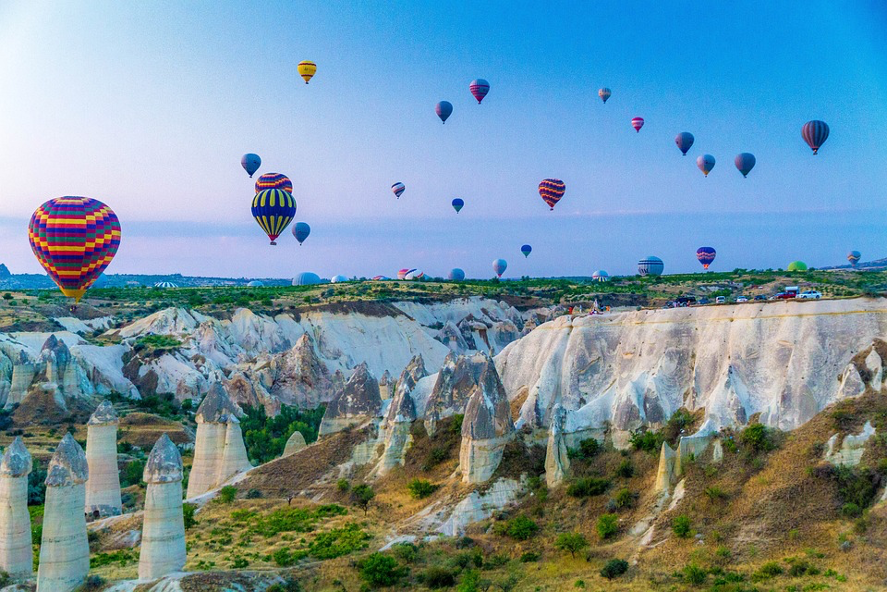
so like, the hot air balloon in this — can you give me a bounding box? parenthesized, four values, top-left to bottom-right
(675, 132, 695, 156)
(241, 153, 261, 178)
(292, 222, 311, 245)
(598, 88, 611, 103)
(638, 256, 664, 277)
(452, 198, 464, 213)
(848, 250, 861, 267)
(435, 101, 453, 124)
(297, 61, 316, 84)
(397, 269, 410, 280)
(392, 182, 405, 199)
(787, 261, 808, 272)
(251, 188, 296, 245)
(631, 117, 645, 132)
(697, 154, 716, 177)
(696, 247, 716, 270)
(28, 196, 121, 302)
(293, 272, 321, 285)
(492, 259, 507, 278)
(247, 280, 264, 287)
(802, 120, 830, 155)
(154, 281, 179, 289)
(592, 270, 609, 282)
(448, 268, 465, 281)
(404, 269, 425, 280)
(255, 173, 293, 194)
(735, 153, 756, 177)
(469, 79, 490, 104)
(331, 275, 348, 283)
(538, 179, 566, 210)
(372, 275, 390, 281)
(521, 244, 532, 258)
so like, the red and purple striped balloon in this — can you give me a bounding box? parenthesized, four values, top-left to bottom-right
(469, 79, 490, 104)
(255, 172, 293, 194)
(631, 117, 645, 132)
(538, 179, 566, 210)
(802, 120, 829, 155)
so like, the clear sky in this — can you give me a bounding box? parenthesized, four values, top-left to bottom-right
(1, 0, 885, 279)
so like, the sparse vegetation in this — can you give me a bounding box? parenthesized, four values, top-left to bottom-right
(567, 477, 610, 498)
(596, 513, 619, 539)
(600, 558, 629, 579)
(554, 532, 588, 557)
(406, 478, 438, 499)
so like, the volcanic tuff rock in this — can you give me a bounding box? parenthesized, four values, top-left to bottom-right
(319, 363, 382, 436)
(187, 383, 247, 498)
(459, 362, 514, 483)
(283, 431, 307, 457)
(224, 371, 280, 416)
(85, 400, 122, 516)
(0, 437, 32, 576)
(422, 352, 490, 435)
(544, 404, 570, 487)
(373, 355, 430, 475)
(261, 333, 335, 407)
(139, 434, 187, 580)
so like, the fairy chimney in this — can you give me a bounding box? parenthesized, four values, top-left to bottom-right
(85, 400, 122, 516)
(186, 383, 243, 498)
(216, 414, 252, 485)
(0, 438, 33, 576)
(138, 434, 186, 580)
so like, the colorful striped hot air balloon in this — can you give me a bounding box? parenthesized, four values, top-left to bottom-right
(397, 268, 410, 280)
(734, 153, 756, 177)
(521, 244, 532, 258)
(675, 132, 695, 156)
(469, 79, 490, 104)
(848, 250, 861, 267)
(592, 270, 609, 282)
(697, 154, 716, 177)
(631, 117, 645, 132)
(297, 61, 316, 84)
(492, 258, 507, 278)
(435, 101, 453, 123)
(292, 222, 310, 245)
(452, 198, 464, 213)
(255, 173, 293, 194)
(241, 153, 261, 177)
(598, 88, 611, 103)
(802, 120, 830, 155)
(538, 179, 566, 210)
(28, 197, 121, 302)
(696, 247, 716, 270)
(392, 182, 405, 199)
(251, 188, 296, 245)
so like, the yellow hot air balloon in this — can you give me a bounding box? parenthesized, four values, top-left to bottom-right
(298, 60, 316, 84)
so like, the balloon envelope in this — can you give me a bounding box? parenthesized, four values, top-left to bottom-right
(631, 117, 644, 132)
(241, 153, 261, 177)
(154, 281, 178, 289)
(638, 256, 664, 277)
(247, 280, 264, 287)
(252, 188, 296, 245)
(521, 244, 532, 257)
(452, 198, 464, 213)
(538, 179, 566, 210)
(675, 132, 695, 156)
(734, 153, 756, 177)
(787, 261, 808, 272)
(293, 272, 321, 285)
(331, 275, 349, 283)
(255, 172, 293, 194)
(469, 79, 490, 104)
(292, 222, 311, 244)
(28, 196, 122, 302)
(848, 250, 861, 266)
(492, 258, 507, 278)
(598, 88, 611, 103)
(697, 154, 716, 177)
(802, 120, 830, 155)
(397, 268, 410, 280)
(392, 182, 405, 198)
(592, 270, 609, 282)
(448, 268, 465, 281)
(435, 101, 453, 123)
(297, 61, 316, 84)
(696, 247, 716, 270)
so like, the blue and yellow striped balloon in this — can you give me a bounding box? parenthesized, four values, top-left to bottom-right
(251, 189, 296, 245)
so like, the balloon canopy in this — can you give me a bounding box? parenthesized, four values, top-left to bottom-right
(293, 272, 321, 285)
(241, 153, 261, 177)
(631, 117, 645, 132)
(297, 61, 316, 84)
(638, 256, 664, 277)
(255, 173, 293, 194)
(802, 120, 830, 155)
(598, 88, 611, 103)
(448, 268, 466, 281)
(331, 275, 349, 283)
(452, 198, 464, 213)
(735, 153, 756, 177)
(292, 222, 311, 245)
(675, 132, 695, 156)
(469, 79, 490, 104)
(492, 258, 507, 278)
(251, 188, 296, 245)
(787, 261, 808, 272)
(847, 251, 861, 266)
(435, 101, 453, 123)
(538, 179, 566, 210)
(392, 182, 405, 198)
(697, 154, 716, 177)
(247, 280, 264, 287)
(696, 247, 717, 270)
(592, 270, 609, 282)
(521, 244, 532, 257)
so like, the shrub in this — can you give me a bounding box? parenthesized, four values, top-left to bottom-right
(120, 459, 145, 488)
(503, 515, 539, 540)
(754, 561, 784, 579)
(615, 459, 634, 478)
(520, 551, 540, 562)
(351, 484, 375, 515)
(683, 563, 707, 585)
(407, 478, 439, 499)
(672, 515, 692, 538)
(704, 486, 728, 501)
(272, 547, 307, 567)
(309, 522, 370, 559)
(841, 502, 861, 518)
(240, 404, 325, 464)
(567, 438, 600, 460)
(183, 503, 198, 529)
(596, 514, 619, 539)
(554, 532, 588, 557)
(337, 478, 350, 492)
(629, 428, 664, 453)
(218, 485, 237, 503)
(422, 566, 457, 588)
(832, 465, 879, 510)
(614, 487, 635, 509)
(566, 477, 610, 498)
(740, 423, 776, 453)
(245, 488, 262, 499)
(457, 569, 490, 592)
(391, 542, 419, 563)
(359, 553, 407, 587)
(600, 558, 629, 579)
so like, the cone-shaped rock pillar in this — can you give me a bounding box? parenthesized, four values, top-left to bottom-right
(187, 383, 240, 498)
(85, 400, 122, 516)
(459, 360, 514, 483)
(544, 404, 570, 488)
(282, 431, 307, 457)
(139, 434, 186, 581)
(216, 414, 252, 485)
(318, 363, 382, 437)
(37, 433, 89, 592)
(0, 437, 33, 576)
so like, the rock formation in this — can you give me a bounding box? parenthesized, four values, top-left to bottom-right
(0, 438, 32, 576)
(424, 352, 489, 435)
(37, 433, 89, 592)
(824, 421, 876, 467)
(224, 371, 280, 416)
(379, 369, 392, 400)
(139, 434, 187, 580)
(544, 404, 570, 487)
(654, 442, 677, 493)
(217, 414, 253, 484)
(282, 430, 307, 457)
(264, 334, 334, 407)
(8, 351, 35, 408)
(374, 356, 428, 475)
(85, 400, 122, 517)
(318, 363, 382, 437)
(459, 363, 514, 483)
(187, 383, 244, 498)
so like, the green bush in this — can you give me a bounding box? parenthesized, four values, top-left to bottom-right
(183, 503, 198, 529)
(358, 553, 407, 587)
(457, 569, 490, 592)
(596, 514, 619, 539)
(407, 478, 439, 499)
(134, 334, 182, 350)
(272, 547, 307, 567)
(309, 522, 370, 559)
(503, 515, 539, 540)
(672, 515, 692, 538)
(120, 459, 145, 488)
(554, 532, 588, 557)
(567, 438, 600, 460)
(683, 563, 707, 585)
(740, 423, 776, 453)
(241, 404, 325, 464)
(391, 542, 419, 563)
(615, 459, 634, 478)
(600, 558, 629, 579)
(337, 478, 350, 492)
(218, 485, 237, 504)
(754, 561, 784, 579)
(629, 428, 664, 453)
(567, 477, 610, 498)
(841, 502, 861, 517)
(614, 487, 635, 509)
(520, 551, 540, 562)
(422, 566, 457, 588)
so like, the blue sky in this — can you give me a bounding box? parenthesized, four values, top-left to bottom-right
(0, 1, 885, 279)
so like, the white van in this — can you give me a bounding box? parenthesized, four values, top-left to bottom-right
(715, 296, 726, 304)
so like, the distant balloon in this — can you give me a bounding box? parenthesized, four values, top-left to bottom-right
(452, 198, 464, 213)
(538, 179, 566, 210)
(154, 281, 179, 289)
(241, 153, 261, 178)
(492, 259, 507, 278)
(787, 261, 808, 272)
(638, 256, 664, 277)
(802, 120, 830, 155)
(734, 153, 756, 177)
(255, 173, 293, 194)
(521, 244, 532, 258)
(675, 132, 695, 156)
(292, 222, 311, 245)
(697, 154, 716, 177)
(696, 247, 717, 270)
(297, 61, 316, 84)
(592, 270, 609, 282)
(598, 88, 611, 103)
(397, 268, 410, 280)
(435, 101, 453, 124)
(28, 196, 122, 303)
(252, 188, 296, 245)
(331, 275, 349, 283)
(469, 79, 490, 104)
(848, 250, 861, 267)
(448, 268, 466, 281)
(631, 117, 645, 132)
(372, 275, 390, 281)
(392, 182, 405, 199)
(293, 272, 321, 285)
(247, 280, 264, 287)
(404, 269, 425, 280)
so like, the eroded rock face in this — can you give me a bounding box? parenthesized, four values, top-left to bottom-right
(187, 384, 248, 498)
(424, 352, 489, 435)
(224, 371, 280, 416)
(544, 405, 570, 488)
(85, 401, 122, 517)
(824, 421, 876, 467)
(283, 431, 307, 457)
(45, 433, 88, 488)
(374, 356, 429, 476)
(459, 363, 514, 483)
(139, 434, 186, 580)
(319, 363, 382, 436)
(264, 334, 335, 408)
(0, 437, 33, 576)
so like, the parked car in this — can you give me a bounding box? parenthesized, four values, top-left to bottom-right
(736, 296, 748, 302)
(698, 297, 710, 305)
(798, 290, 822, 299)
(715, 296, 726, 304)
(774, 292, 796, 300)
(753, 295, 767, 301)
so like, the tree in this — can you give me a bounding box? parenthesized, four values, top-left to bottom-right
(672, 515, 692, 538)
(358, 553, 407, 587)
(351, 484, 375, 515)
(554, 532, 588, 558)
(600, 559, 629, 579)
(596, 514, 619, 539)
(407, 478, 438, 499)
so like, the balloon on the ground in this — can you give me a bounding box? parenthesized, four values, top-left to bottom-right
(697, 154, 716, 177)
(631, 117, 645, 132)
(154, 281, 178, 289)
(251, 188, 296, 245)
(452, 198, 464, 213)
(331, 275, 348, 283)
(598, 88, 611, 103)
(28, 196, 122, 303)
(241, 153, 261, 177)
(469, 79, 490, 104)
(787, 261, 808, 271)
(696, 247, 716, 270)
(538, 178, 566, 210)
(392, 182, 405, 198)
(255, 173, 293, 194)
(297, 61, 316, 84)
(397, 268, 410, 280)
(592, 270, 609, 282)
(372, 275, 390, 280)
(292, 222, 311, 245)
(638, 256, 664, 276)
(492, 258, 507, 278)
(448, 268, 465, 281)
(802, 120, 830, 155)
(247, 280, 264, 287)
(435, 101, 453, 123)
(675, 132, 695, 156)
(521, 244, 532, 258)
(293, 272, 321, 285)
(847, 250, 861, 267)
(735, 153, 756, 177)
(404, 269, 424, 280)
